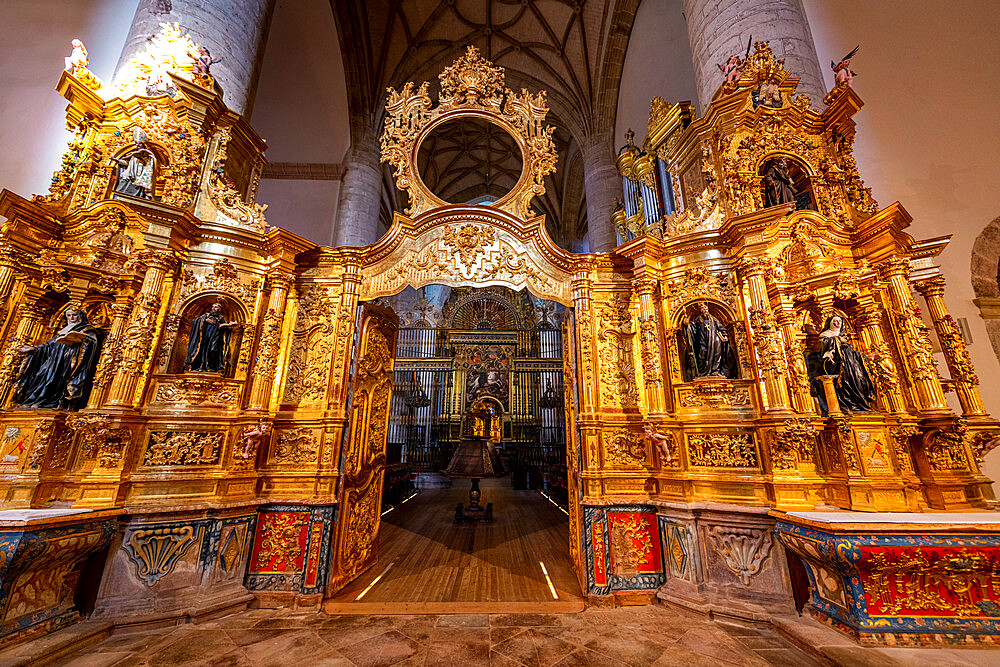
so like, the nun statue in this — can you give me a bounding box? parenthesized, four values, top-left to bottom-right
(807, 314, 876, 415)
(112, 129, 156, 199)
(13, 307, 102, 411)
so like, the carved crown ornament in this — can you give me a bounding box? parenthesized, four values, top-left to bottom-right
(380, 46, 557, 220)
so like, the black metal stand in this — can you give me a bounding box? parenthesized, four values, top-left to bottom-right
(453, 478, 494, 523)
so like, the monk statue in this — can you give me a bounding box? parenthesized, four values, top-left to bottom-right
(184, 303, 239, 373)
(764, 157, 797, 207)
(13, 307, 102, 411)
(681, 302, 736, 380)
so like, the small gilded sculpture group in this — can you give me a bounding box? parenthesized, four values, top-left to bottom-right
(681, 302, 737, 381)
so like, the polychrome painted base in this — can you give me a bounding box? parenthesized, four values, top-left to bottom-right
(774, 511, 1000, 645)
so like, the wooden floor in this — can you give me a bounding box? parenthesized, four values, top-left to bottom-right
(326, 479, 584, 613)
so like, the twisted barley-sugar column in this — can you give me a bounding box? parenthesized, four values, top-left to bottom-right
(878, 259, 949, 413)
(774, 302, 814, 413)
(853, 302, 907, 414)
(739, 257, 790, 411)
(247, 270, 294, 411)
(87, 298, 134, 409)
(633, 279, 667, 414)
(915, 276, 986, 416)
(105, 250, 175, 409)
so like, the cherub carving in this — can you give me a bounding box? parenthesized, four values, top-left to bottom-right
(643, 422, 677, 467)
(239, 419, 271, 461)
(832, 46, 859, 88)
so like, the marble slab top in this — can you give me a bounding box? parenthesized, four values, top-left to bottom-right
(0, 507, 122, 528)
(786, 512, 1000, 524)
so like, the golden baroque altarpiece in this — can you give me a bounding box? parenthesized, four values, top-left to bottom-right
(2, 31, 1000, 646)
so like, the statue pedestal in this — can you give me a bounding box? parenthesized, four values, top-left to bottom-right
(774, 511, 1000, 645)
(818, 375, 842, 415)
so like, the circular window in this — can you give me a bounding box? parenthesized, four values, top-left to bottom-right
(416, 117, 524, 204)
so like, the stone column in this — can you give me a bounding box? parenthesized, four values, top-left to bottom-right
(248, 270, 294, 411)
(877, 259, 949, 414)
(680, 0, 825, 110)
(333, 143, 383, 248)
(114, 0, 276, 116)
(915, 276, 986, 416)
(105, 250, 175, 409)
(581, 138, 622, 253)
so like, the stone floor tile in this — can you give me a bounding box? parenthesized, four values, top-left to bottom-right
(51, 651, 132, 667)
(583, 633, 667, 666)
(426, 626, 490, 643)
(242, 629, 351, 667)
(435, 615, 490, 628)
(819, 645, 906, 667)
(677, 627, 770, 666)
(145, 629, 239, 666)
(336, 630, 423, 667)
(490, 614, 563, 627)
(868, 647, 978, 667)
(193, 648, 254, 667)
(490, 650, 528, 667)
(751, 647, 821, 667)
(224, 628, 293, 648)
(491, 625, 531, 644)
(649, 644, 727, 667)
(317, 617, 402, 649)
(528, 629, 577, 667)
(490, 631, 541, 667)
(551, 647, 627, 666)
(424, 639, 490, 666)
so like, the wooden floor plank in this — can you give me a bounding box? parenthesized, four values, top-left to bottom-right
(330, 479, 583, 607)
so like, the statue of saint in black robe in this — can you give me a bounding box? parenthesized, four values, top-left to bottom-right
(807, 315, 876, 415)
(682, 303, 736, 380)
(184, 303, 238, 373)
(13, 308, 101, 411)
(764, 157, 797, 207)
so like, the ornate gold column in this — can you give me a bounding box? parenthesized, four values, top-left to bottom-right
(854, 301, 907, 414)
(633, 279, 667, 415)
(248, 270, 294, 411)
(330, 264, 362, 411)
(105, 249, 176, 409)
(878, 259, 948, 413)
(738, 257, 790, 412)
(88, 298, 133, 409)
(774, 300, 813, 413)
(572, 270, 601, 497)
(915, 276, 986, 416)
(0, 243, 26, 315)
(0, 299, 48, 405)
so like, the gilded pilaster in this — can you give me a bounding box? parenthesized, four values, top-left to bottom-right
(915, 276, 986, 416)
(854, 303, 906, 414)
(633, 279, 667, 415)
(248, 270, 294, 411)
(774, 301, 813, 413)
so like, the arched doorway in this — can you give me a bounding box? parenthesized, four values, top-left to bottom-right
(326, 284, 583, 610)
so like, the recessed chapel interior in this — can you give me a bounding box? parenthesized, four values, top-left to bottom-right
(2, 1, 1000, 664)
